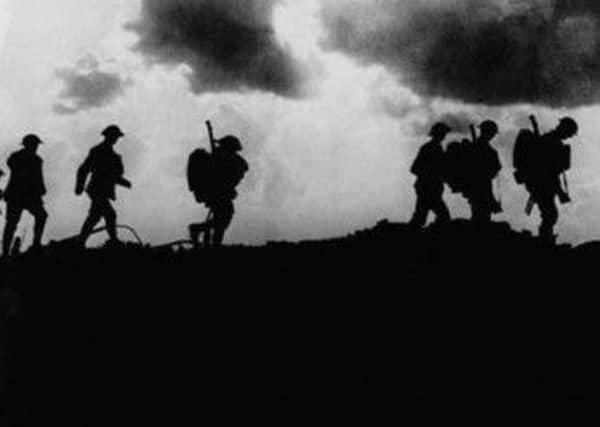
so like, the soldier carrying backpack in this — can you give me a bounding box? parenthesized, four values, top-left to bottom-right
(463, 120, 503, 224)
(187, 121, 248, 247)
(409, 122, 452, 228)
(513, 116, 578, 243)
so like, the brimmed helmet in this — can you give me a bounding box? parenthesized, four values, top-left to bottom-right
(22, 134, 43, 147)
(558, 117, 578, 137)
(102, 125, 124, 139)
(218, 135, 242, 152)
(479, 120, 498, 135)
(429, 122, 451, 137)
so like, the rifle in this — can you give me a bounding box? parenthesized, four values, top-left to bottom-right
(524, 115, 540, 215)
(201, 120, 217, 238)
(206, 120, 216, 154)
(0, 169, 4, 215)
(469, 124, 477, 144)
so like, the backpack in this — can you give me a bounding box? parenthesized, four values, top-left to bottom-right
(186, 148, 215, 204)
(444, 140, 473, 194)
(513, 129, 571, 185)
(512, 129, 537, 184)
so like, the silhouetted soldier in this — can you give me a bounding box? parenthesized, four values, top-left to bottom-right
(466, 120, 502, 224)
(2, 134, 48, 256)
(189, 135, 248, 247)
(409, 122, 451, 228)
(75, 125, 132, 246)
(0, 168, 4, 203)
(525, 117, 578, 243)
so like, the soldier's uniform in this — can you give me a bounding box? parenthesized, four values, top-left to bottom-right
(526, 118, 577, 242)
(466, 121, 502, 224)
(207, 137, 248, 246)
(2, 134, 48, 255)
(409, 123, 451, 228)
(189, 135, 248, 247)
(76, 125, 130, 245)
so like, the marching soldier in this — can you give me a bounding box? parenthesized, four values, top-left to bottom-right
(2, 134, 48, 256)
(75, 125, 132, 246)
(465, 120, 502, 224)
(409, 122, 451, 228)
(188, 134, 248, 247)
(523, 117, 578, 243)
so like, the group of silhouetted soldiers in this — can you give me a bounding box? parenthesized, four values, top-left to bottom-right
(410, 116, 579, 244)
(0, 124, 248, 257)
(0, 115, 581, 256)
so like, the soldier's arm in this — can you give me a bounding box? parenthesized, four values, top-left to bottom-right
(6, 153, 15, 171)
(75, 152, 93, 195)
(115, 156, 132, 189)
(39, 158, 47, 196)
(492, 152, 502, 178)
(116, 177, 132, 188)
(410, 146, 425, 176)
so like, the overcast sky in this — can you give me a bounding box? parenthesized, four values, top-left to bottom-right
(0, 0, 599, 246)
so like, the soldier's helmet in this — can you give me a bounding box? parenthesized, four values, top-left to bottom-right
(429, 122, 451, 138)
(557, 117, 578, 138)
(479, 120, 499, 135)
(218, 135, 243, 152)
(22, 134, 43, 147)
(102, 125, 124, 139)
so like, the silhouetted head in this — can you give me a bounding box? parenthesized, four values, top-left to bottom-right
(218, 135, 243, 153)
(101, 125, 124, 144)
(556, 117, 578, 139)
(429, 122, 451, 140)
(22, 134, 43, 152)
(478, 120, 498, 140)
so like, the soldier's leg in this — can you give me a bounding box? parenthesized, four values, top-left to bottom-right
(211, 200, 234, 246)
(188, 210, 212, 246)
(80, 198, 103, 244)
(409, 188, 430, 228)
(2, 203, 23, 256)
(471, 198, 491, 224)
(99, 199, 118, 241)
(430, 188, 450, 224)
(538, 193, 558, 242)
(26, 200, 48, 248)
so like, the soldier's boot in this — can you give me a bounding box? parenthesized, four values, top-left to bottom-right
(539, 225, 556, 245)
(31, 212, 48, 250)
(105, 214, 120, 244)
(189, 222, 211, 248)
(212, 227, 226, 247)
(2, 221, 17, 258)
(79, 215, 100, 248)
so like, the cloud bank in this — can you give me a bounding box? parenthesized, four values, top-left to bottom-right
(321, 0, 600, 108)
(128, 0, 305, 97)
(54, 65, 130, 115)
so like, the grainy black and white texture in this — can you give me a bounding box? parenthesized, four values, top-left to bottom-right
(322, 0, 600, 107)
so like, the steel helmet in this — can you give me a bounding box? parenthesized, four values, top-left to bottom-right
(22, 134, 43, 147)
(558, 117, 578, 137)
(429, 122, 452, 137)
(218, 135, 243, 152)
(479, 120, 498, 135)
(102, 125, 124, 139)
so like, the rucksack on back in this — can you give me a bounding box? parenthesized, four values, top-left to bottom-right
(444, 140, 472, 194)
(513, 129, 571, 185)
(512, 129, 537, 184)
(187, 148, 215, 204)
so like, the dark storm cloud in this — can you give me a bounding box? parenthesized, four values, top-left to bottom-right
(321, 0, 600, 108)
(127, 0, 304, 97)
(54, 68, 130, 115)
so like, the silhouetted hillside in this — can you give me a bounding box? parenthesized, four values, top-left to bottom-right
(1, 220, 598, 424)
